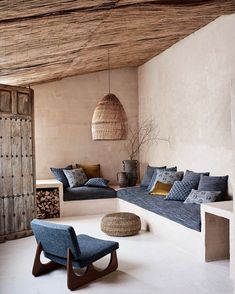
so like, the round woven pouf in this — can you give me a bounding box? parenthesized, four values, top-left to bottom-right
(101, 212, 141, 237)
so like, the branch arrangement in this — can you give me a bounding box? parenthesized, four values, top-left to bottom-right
(124, 119, 169, 160)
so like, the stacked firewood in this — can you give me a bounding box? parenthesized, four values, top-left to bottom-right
(36, 189, 60, 219)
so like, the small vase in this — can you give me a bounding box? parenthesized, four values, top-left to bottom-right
(122, 160, 138, 186)
(117, 172, 129, 188)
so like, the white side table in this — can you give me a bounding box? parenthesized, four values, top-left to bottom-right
(201, 201, 233, 278)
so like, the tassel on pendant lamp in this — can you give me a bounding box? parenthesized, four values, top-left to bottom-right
(91, 49, 128, 140)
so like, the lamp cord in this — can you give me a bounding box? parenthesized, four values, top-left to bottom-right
(108, 48, 110, 94)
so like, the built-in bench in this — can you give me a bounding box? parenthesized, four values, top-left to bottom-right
(117, 186, 201, 231)
(36, 179, 233, 275)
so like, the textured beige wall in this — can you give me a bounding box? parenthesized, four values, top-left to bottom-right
(138, 14, 235, 196)
(231, 79, 235, 281)
(33, 67, 138, 183)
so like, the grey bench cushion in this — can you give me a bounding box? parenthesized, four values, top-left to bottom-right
(64, 186, 116, 201)
(117, 187, 201, 231)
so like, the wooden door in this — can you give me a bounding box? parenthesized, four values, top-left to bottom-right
(0, 84, 35, 242)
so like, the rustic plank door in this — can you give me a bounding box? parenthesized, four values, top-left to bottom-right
(0, 84, 35, 242)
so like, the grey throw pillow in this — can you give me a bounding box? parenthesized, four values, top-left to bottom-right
(165, 180, 198, 201)
(50, 165, 72, 187)
(184, 189, 221, 204)
(165, 166, 178, 172)
(140, 165, 166, 187)
(149, 171, 183, 193)
(198, 175, 228, 200)
(182, 170, 210, 187)
(63, 168, 88, 188)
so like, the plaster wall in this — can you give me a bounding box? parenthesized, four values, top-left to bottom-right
(231, 79, 235, 283)
(33, 67, 138, 183)
(138, 14, 235, 197)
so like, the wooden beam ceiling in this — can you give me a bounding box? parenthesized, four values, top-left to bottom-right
(0, 0, 234, 85)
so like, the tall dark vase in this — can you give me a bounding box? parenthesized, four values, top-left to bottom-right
(117, 172, 129, 188)
(122, 160, 138, 186)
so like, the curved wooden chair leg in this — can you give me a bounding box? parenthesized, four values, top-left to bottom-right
(32, 242, 62, 277)
(67, 249, 118, 291)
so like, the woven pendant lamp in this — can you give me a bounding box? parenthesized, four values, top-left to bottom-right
(91, 50, 128, 140)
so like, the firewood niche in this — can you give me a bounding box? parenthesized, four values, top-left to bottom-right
(36, 188, 60, 219)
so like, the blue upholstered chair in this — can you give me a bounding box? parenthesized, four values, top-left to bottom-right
(31, 219, 119, 290)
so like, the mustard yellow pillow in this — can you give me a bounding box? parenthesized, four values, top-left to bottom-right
(76, 164, 100, 179)
(150, 181, 172, 196)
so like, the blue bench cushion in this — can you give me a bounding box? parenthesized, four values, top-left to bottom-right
(117, 187, 201, 231)
(44, 234, 119, 268)
(64, 186, 116, 201)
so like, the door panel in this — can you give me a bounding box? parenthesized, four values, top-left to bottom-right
(0, 84, 35, 242)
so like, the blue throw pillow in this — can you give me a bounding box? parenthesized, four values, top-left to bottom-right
(166, 166, 177, 172)
(140, 165, 166, 187)
(184, 189, 221, 204)
(182, 170, 210, 187)
(165, 181, 198, 201)
(50, 165, 72, 187)
(147, 166, 178, 191)
(84, 178, 109, 188)
(198, 175, 228, 200)
(63, 168, 88, 188)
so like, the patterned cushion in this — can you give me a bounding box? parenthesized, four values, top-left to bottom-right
(50, 165, 72, 187)
(165, 181, 198, 201)
(84, 178, 109, 188)
(140, 165, 166, 187)
(184, 189, 221, 204)
(63, 168, 88, 188)
(149, 171, 184, 193)
(76, 164, 100, 179)
(182, 170, 210, 187)
(198, 175, 228, 199)
(150, 181, 173, 196)
(146, 166, 177, 191)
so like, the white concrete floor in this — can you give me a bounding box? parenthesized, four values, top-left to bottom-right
(0, 215, 233, 294)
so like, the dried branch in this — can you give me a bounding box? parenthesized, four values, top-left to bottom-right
(124, 119, 169, 160)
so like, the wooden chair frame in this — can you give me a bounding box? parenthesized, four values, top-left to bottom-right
(32, 242, 118, 291)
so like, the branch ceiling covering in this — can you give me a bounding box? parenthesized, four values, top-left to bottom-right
(0, 0, 234, 85)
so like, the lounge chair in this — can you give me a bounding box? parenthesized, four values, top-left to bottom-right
(31, 219, 119, 290)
